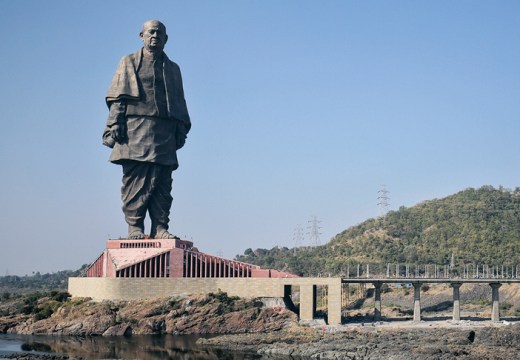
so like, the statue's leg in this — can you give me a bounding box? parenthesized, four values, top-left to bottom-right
(149, 165, 175, 239)
(121, 160, 155, 239)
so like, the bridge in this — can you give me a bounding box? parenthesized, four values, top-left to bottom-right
(341, 277, 520, 323)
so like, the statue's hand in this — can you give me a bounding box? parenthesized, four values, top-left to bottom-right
(110, 123, 128, 144)
(176, 122, 187, 149)
(176, 132, 187, 149)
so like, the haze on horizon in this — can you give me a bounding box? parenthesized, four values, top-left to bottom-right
(1, 1, 519, 276)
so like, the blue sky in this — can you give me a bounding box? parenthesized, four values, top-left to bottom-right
(1, 1, 519, 275)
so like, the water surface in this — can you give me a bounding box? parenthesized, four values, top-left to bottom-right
(0, 334, 269, 359)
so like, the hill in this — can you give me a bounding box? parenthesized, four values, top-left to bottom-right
(235, 186, 520, 276)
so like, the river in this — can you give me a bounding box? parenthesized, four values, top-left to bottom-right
(0, 334, 275, 359)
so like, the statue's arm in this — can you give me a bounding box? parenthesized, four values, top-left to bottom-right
(102, 100, 127, 148)
(173, 66, 190, 150)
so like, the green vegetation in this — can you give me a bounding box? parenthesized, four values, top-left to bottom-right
(199, 291, 260, 315)
(236, 186, 520, 276)
(0, 266, 86, 320)
(147, 296, 184, 316)
(500, 301, 513, 311)
(380, 283, 391, 293)
(467, 298, 492, 306)
(168, 296, 183, 310)
(0, 265, 88, 294)
(0, 290, 70, 320)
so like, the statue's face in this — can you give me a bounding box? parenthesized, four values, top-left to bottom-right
(140, 21, 168, 52)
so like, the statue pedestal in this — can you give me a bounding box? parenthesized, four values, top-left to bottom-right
(83, 238, 298, 279)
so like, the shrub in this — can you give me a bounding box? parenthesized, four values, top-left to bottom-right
(34, 306, 53, 321)
(381, 284, 391, 293)
(50, 291, 70, 302)
(500, 302, 513, 311)
(168, 296, 182, 310)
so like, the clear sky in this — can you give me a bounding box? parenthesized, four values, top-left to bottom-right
(1, 1, 519, 275)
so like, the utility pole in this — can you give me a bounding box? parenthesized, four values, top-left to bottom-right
(377, 185, 390, 220)
(307, 216, 322, 246)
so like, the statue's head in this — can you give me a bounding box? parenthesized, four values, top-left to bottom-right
(140, 20, 168, 52)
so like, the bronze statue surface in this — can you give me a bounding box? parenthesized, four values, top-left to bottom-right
(103, 20, 191, 239)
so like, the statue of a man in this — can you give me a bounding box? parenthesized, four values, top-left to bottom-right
(103, 20, 191, 240)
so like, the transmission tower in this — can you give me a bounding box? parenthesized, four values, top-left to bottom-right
(307, 216, 322, 246)
(377, 185, 390, 218)
(293, 224, 305, 247)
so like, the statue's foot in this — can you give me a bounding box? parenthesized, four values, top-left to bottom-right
(152, 227, 178, 239)
(128, 226, 145, 239)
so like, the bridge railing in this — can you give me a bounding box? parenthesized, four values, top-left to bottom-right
(333, 263, 520, 279)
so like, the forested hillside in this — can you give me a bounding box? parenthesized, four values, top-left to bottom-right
(235, 186, 520, 276)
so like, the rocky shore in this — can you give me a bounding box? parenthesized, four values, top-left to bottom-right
(4, 322, 520, 360)
(3, 290, 520, 359)
(198, 322, 520, 359)
(0, 292, 296, 336)
(0, 354, 82, 360)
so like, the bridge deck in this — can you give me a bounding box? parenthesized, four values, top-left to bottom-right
(342, 277, 520, 284)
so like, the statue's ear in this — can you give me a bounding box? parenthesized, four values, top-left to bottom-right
(164, 34, 168, 44)
(139, 32, 144, 41)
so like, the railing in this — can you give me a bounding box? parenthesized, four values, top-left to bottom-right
(337, 263, 520, 279)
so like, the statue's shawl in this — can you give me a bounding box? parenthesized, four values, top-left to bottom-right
(105, 48, 190, 125)
(106, 49, 142, 104)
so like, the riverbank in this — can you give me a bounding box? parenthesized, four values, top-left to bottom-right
(2, 311, 520, 359)
(5, 321, 520, 360)
(1, 353, 80, 360)
(0, 292, 296, 336)
(198, 321, 520, 359)
(3, 288, 520, 359)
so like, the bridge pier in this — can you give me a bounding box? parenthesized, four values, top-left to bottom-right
(299, 284, 316, 322)
(340, 278, 519, 324)
(451, 282, 462, 322)
(297, 280, 342, 325)
(490, 283, 502, 322)
(327, 281, 342, 325)
(413, 282, 421, 322)
(373, 281, 382, 321)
